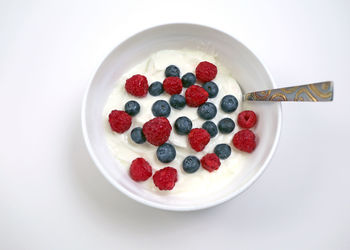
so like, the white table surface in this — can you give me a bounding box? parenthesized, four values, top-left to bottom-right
(1, 0, 349, 249)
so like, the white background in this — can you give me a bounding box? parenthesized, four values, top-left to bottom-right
(1, 0, 349, 249)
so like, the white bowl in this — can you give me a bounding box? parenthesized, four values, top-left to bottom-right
(82, 23, 281, 211)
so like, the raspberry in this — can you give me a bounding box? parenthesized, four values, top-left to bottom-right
(142, 117, 172, 146)
(201, 153, 221, 172)
(195, 61, 217, 82)
(188, 128, 210, 152)
(232, 129, 256, 153)
(163, 77, 183, 95)
(108, 110, 132, 133)
(153, 167, 178, 190)
(125, 74, 148, 97)
(238, 111, 257, 128)
(129, 158, 152, 181)
(185, 85, 208, 107)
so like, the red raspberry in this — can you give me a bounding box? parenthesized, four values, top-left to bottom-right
(195, 61, 217, 82)
(108, 110, 132, 133)
(201, 153, 221, 172)
(142, 117, 172, 146)
(129, 158, 152, 181)
(232, 129, 256, 153)
(153, 167, 178, 190)
(238, 110, 257, 128)
(163, 77, 182, 95)
(185, 85, 209, 107)
(125, 74, 148, 97)
(188, 128, 210, 152)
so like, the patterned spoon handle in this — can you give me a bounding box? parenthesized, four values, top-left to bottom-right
(244, 81, 333, 102)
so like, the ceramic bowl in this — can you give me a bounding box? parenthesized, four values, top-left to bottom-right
(82, 23, 281, 211)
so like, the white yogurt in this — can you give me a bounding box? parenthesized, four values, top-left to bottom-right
(103, 49, 246, 198)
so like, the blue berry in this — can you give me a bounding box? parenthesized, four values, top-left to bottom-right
(174, 116, 192, 135)
(202, 121, 218, 138)
(197, 102, 217, 120)
(220, 95, 238, 113)
(170, 94, 186, 110)
(165, 65, 180, 77)
(149, 81, 164, 96)
(203, 81, 219, 98)
(156, 143, 176, 163)
(218, 118, 235, 134)
(124, 100, 140, 116)
(152, 100, 171, 117)
(130, 127, 146, 144)
(182, 156, 200, 173)
(181, 72, 196, 87)
(214, 144, 231, 159)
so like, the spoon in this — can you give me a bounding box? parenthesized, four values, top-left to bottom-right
(244, 81, 333, 102)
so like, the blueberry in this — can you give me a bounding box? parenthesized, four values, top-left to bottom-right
(214, 144, 231, 159)
(169, 94, 186, 110)
(152, 100, 171, 117)
(156, 143, 176, 163)
(174, 116, 192, 135)
(203, 81, 219, 98)
(218, 118, 235, 134)
(130, 127, 146, 144)
(202, 121, 218, 138)
(182, 156, 200, 173)
(165, 65, 180, 77)
(197, 102, 217, 120)
(124, 100, 140, 116)
(181, 72, 196, 87)
(149, 81, 164, 96)
(220, 95, 238, 113)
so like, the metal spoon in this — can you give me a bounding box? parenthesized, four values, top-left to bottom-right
(244, 81, 333, 102)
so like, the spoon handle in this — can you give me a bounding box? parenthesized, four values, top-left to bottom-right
(244, 81, 334, 102)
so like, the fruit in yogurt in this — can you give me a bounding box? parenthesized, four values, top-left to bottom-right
(142, 117, 172, 146)
(124, 100, 140, 116)
(181, 72, 196, 87)
(185, 85, 208, 107)
(169, 94, 186, 110)
(130, 127, 146, 144)
(129, 158, 152, 181)
(202, 121, 218, 138)
(197, 102, 217, 120)
(163, 77, 183, 95)
(125, 74, 149, 97)
(218, 118, 235, 134)
(152, 100, 171, 117)
(105, 51, 258, 194)
(188, 128, 211, 152)
(108, 110, 132, 133)
(195, 61, 218, 82)
(165, 65, 180, 77)
(203, 81, 219, 98)
(232, 129, 256, 153)
(156, 143, 176, 163)
(220, 95, 239, 113)
(153, 167, 178, 190)
(148, 81, 164, 96)
(214, 144, 232, 159)
(238, 110, 257, 129)
(201, 153, 221, 172)
(174, 116, 192, 135)
(182, 156, 200, 173)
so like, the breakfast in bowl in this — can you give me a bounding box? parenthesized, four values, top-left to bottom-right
(82, 23, 282, 210)
(103, 49, 259, 197)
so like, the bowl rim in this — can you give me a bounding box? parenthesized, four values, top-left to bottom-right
(81, 22, 282, 211)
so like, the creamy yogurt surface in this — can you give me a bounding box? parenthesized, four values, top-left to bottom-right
(103, 49, 246, 198)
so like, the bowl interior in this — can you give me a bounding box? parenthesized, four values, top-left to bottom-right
(83, 24, 281, 211)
